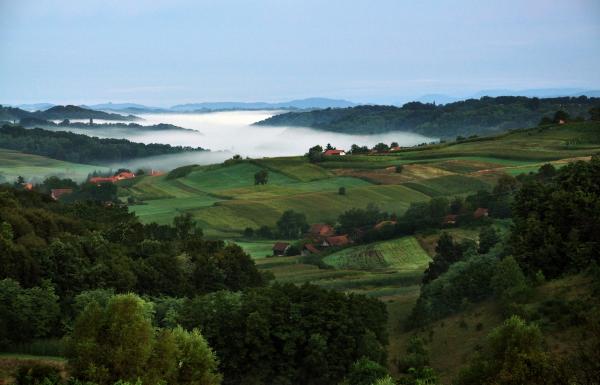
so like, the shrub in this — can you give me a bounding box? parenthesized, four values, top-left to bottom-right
(15, 364, 61, 385)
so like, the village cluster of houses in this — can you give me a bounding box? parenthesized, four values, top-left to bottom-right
(272, 223, 352, 256)
(322, 146, 405, 157)
(442, 207, 489, 225)
(272, 207, 490, 257)
(17, 169, 165, 202)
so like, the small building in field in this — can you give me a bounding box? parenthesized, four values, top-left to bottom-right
(23, 183, 33, 191)
(115, 171, 135, 180)
(374, 220, 397, 230)
(51, 188, 73, 200)
(308, 223, 335, 239)
(89, 176, 117, 185)
(323, 149, 346, 156)
(272, 242, 291, 256)
(150, 169, 164, 176)
(473, 208, 489, 219)
(442, 214, 458, 225)
(389, 146, 403, 152)
(322, 234, 351, 248)
(301, 244, 321, 257)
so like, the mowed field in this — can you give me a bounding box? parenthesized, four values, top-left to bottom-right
(120, 122, 600, 238)
(0, 149, 107, 182)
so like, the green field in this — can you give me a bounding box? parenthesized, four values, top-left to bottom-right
(0, 149, 107, 182)
(113, 122, 600, 237)
(324, 236, 431, 271)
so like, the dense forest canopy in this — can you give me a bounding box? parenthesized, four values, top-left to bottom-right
(0, 124, 205, 164)
(255, 96, 600, 138)
(0, 105, 137, 122)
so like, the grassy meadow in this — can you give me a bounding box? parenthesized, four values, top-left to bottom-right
(0, 149, 108, 182)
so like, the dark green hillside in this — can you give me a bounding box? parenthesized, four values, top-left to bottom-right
(255, 96, 600, 138)
(0, 105, 137, 122)
(0, 124, 204, 165)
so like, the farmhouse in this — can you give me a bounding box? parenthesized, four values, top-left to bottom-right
(51, 188, 73, 200)
(473, 207, 489, 219)
(322, 235, 351, 248)
(89, 176, 116, 185)
(89, 171, 136, 185)
(308, 223, 335, 239)
(115, 171, 135, 180)
(442, 214, 458, 225)
(374, 220, 397, 230)
(323, 149, 346, 156)
(301, 244, 320, 256)
(272, 242, 291, 256)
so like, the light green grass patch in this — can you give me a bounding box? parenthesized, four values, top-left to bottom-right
(324, 236, 431, 271)
(0, 149, 107, 182)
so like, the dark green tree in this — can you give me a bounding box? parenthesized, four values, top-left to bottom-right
(254, 169, 268, 185)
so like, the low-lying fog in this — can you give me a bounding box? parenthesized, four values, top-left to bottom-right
(55, 111, 435, 170)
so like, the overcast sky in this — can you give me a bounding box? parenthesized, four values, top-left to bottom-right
(1, 0, 599, 106)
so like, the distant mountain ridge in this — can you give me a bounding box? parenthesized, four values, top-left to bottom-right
(0, 104, 138, 122)
(416, 88, 600, 105)
(169, 97, 358, 112)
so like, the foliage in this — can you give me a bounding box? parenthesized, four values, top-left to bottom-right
(0, 124, 203, 165)
(346, 357, 389, 385)
(0, 186, 264, 340)
(67, 293, 221, 385)
(409, 253, 498, 327)
(15, 364, 62, 385)
(178, 283, 388, 385)
(511, 155, 600, 277)
(0, 279, 60, 347)
(306, 145, 324, 163)
(256, 96, 600, 138)
(422, 233, 476, 284)
(276, 210, 308, 238)
(253, 169, 268, 185)
(454, 316, 564, 385)
(478, 226, 500, 254)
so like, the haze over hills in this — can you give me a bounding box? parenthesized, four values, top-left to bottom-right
(0, 104, 138, 122)
(415, 88, 600, 105)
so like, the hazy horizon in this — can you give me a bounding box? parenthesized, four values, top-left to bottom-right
(1, 0, 599, 105)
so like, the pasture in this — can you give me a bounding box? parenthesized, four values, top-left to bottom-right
(0, 149, 107, 182)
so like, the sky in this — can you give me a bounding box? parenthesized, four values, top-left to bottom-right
(1, 0, 599, 106)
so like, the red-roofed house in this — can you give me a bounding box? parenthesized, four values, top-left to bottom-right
(473, 208, 489, 219)
(115, 171, 135, 180)
(375, 220, 397, 230)
(23, 183, 33, 191)
(308, 223, 335, 238)
(301, 244, 321, 256)
(442, 214, 458, 225)
(272, 242, 291, 256)
(89, 176, 116, 184)
(51, 188, 73, 200)
(389, 146, 403, 152)
(323, 149, 346, 156)
(322, 235, 351, 248)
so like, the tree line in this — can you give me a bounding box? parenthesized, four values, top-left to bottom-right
(0, 124, 204, 165)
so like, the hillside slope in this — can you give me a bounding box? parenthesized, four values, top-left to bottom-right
(255, 96, 599, 137)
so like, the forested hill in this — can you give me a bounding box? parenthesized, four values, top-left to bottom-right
(0, 104, 138, 122)
(0, 124, 205, 164)
(255, 96, 600, 138)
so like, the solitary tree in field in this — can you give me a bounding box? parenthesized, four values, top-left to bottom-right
(254, 170, 268, 185)
(338, 186, 346, 195)
(395, 165, 403, 174)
